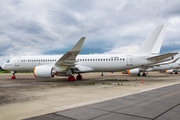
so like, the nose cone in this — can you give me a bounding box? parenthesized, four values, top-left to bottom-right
(1, 63, 6, 71)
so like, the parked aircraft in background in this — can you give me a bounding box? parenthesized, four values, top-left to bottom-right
(2, 25, 178, 81)
(154, 53, 180, 74)
(122, 56, 179, 76)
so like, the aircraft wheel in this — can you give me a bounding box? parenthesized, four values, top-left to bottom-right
(68, 76, 75, 81)
(142, 73, 146, 76)
(137, 73, 140, 76)
(76, 75, 82, 80)
(11, 76, 16, 79)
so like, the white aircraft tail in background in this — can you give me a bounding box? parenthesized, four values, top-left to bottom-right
(2, 25, 178, 81)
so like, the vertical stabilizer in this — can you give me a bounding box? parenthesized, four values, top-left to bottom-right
(133, 25, 167, 54)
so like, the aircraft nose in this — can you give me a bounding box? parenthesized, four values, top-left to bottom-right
(1, 63, 6, 70)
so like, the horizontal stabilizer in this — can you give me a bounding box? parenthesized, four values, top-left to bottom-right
(151, 58, 179, 67)
(147, 52, 178, 61)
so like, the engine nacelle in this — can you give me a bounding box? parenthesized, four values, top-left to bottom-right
(122, 69, 140, 74)
(128, 69, 140, 74)
(126, 69, 140, 74)
(34, 66, 55, 78)
(121, 71, 128, 74)
(165, 70, 174, 73)
(159, 70, 165, 73)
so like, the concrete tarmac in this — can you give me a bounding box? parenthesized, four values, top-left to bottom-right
(0, 72, 180, 120)
(25, 83, 180, 120)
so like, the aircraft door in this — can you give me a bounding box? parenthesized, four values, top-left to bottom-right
(15, 57, 19, 66)
(126, 55, 132, 66)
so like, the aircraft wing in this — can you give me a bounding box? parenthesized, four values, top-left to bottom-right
(55, 37, 85, 66)
(147, 52, 178, 61)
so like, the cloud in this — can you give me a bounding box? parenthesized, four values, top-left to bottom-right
(0, 0, 180, 65)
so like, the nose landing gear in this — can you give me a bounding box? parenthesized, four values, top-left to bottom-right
(11, 71, 16, 79)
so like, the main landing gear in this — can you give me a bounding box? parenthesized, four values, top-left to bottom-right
(137, 72, 146, 76)
(142, 72, 147, 76)
(68, 73, 82, 82)
(68, 75, 75, 81)
(137, 73, 141, 76)
(11, 71, 16, 79)
(76, 73, 82, 80)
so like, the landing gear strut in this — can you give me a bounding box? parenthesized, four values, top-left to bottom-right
(101, 72, 103, 76)
(11, 71, 16, 79)
(76, 73, 82, 80)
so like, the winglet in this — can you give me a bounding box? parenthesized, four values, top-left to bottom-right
(55, 37, 86, 66)
(70, 37, 85, 51)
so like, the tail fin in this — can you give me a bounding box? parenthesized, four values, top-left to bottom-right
(133, 25, 167, 54)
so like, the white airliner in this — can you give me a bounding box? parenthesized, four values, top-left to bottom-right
(2, 25, 178, 81)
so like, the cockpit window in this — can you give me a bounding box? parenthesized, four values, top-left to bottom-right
(7, 60, 10, 63)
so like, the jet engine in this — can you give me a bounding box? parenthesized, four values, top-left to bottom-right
(33, 66, 55, 78)
(127, 69, 140, 74)
(165, 70, 174, 73)
(122, 69, 140, 74)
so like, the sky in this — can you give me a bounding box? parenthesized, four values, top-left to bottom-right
(0, 0, 180, 65)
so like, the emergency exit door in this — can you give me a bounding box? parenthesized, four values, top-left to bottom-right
(126, 55, 132, 66)
(15, 57, 19, 66)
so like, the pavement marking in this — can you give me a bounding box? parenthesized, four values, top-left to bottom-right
(53, 81, 180, 111)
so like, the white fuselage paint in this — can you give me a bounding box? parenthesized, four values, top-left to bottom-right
(2, 54, 164, 74)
